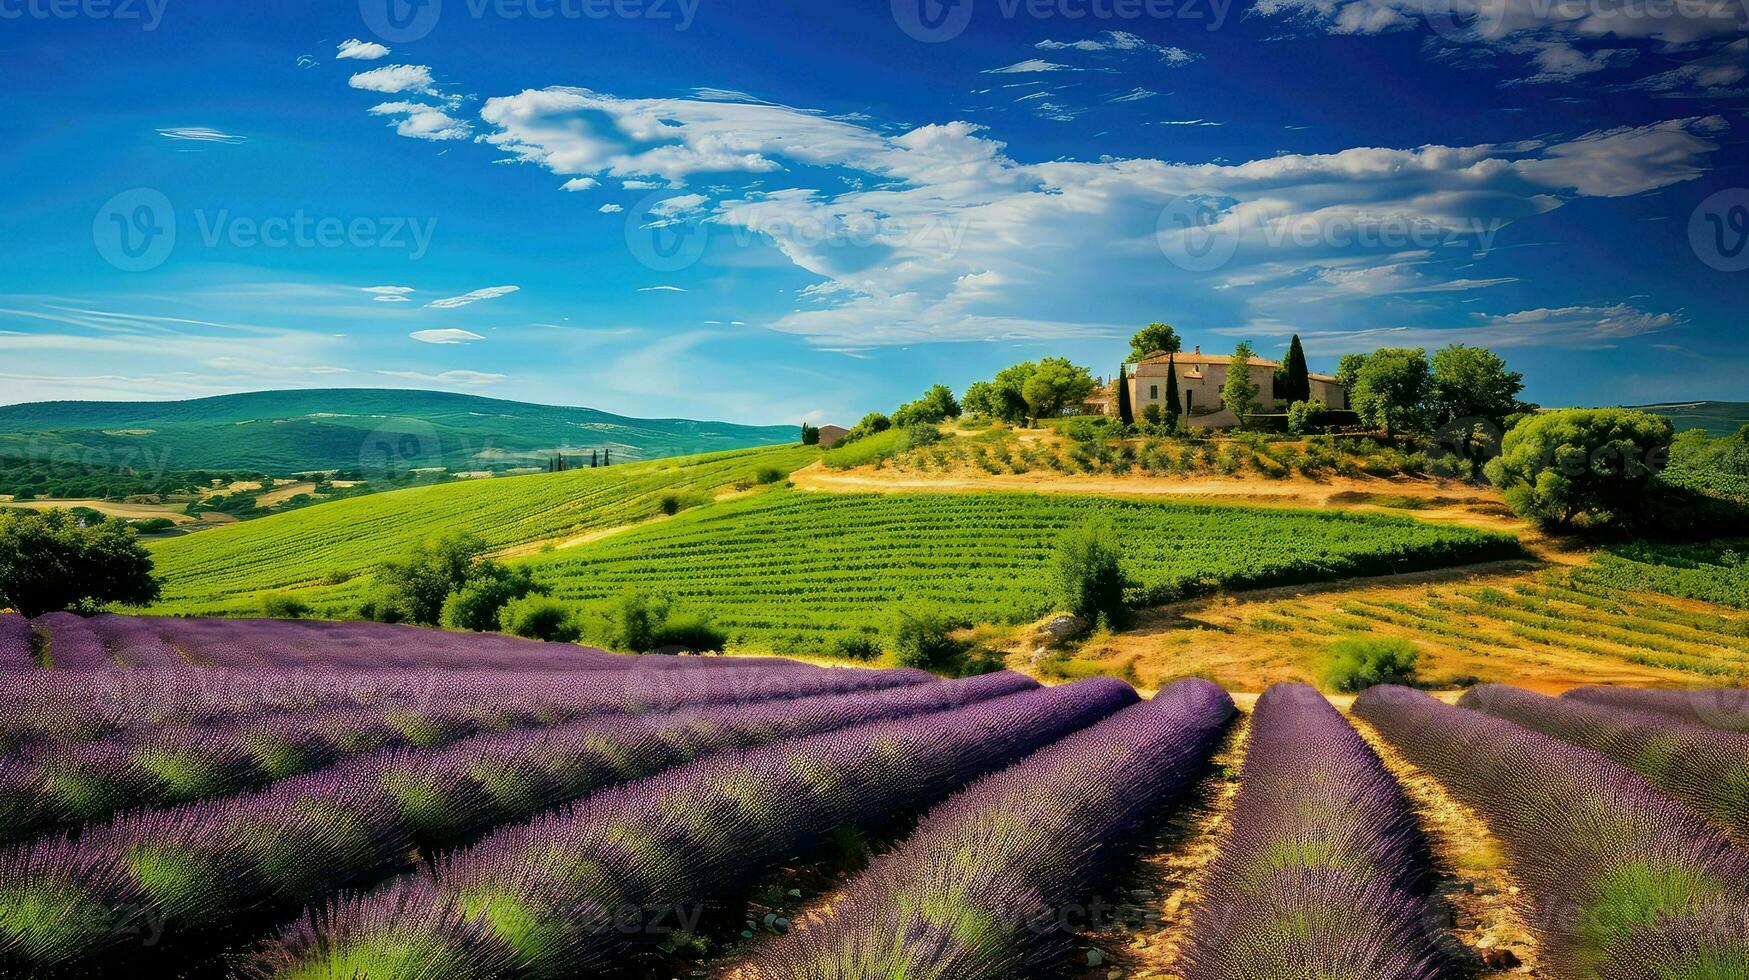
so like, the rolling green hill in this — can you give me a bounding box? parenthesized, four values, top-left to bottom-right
(1635, 401, 1749, 437)
(0, 389, 797, 474)
(146, 444, 819, 612)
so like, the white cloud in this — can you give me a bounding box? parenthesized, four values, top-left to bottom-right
(368, 101, 472, 141)
(377, 369, 507, 385)
(361, 285, 416, 295)
(349, 65, 440, 97)
(1268, 303, 1684, 350)
(410, 328, 487, 344)
(984, 59, 1076, 74)
(638, 285, 687, 292)
(599, 204, 625, 213)
(459, 86, 1722, 347)
(1625, 39, 1749, 96)
(561, 177, 600, 191)
(337, 38, 390, 60)
(425, 285, 521, 309)
(1507, 40, 1637, 84)
(1036, 31, 1199, 65)
(374, 295, 412, 303)
(157, 127, 246, 144)
(1109, 87, 1159, 103)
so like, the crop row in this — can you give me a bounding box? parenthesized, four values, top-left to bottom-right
(1565, 685, 1749, 733)
(1355, 685, 1749, 978)
(254, 677, 1137, 978)
(0, 671, 1034, 974)
(1461, 684, 1749, 846)
(525, 489, 1519, 651)
(742, 678, 1233, 978)
(146, 445, 820, 614)
(1181, 683, 1444, 979)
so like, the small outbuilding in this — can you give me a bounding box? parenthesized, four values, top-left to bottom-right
(816, 424, 850, 448)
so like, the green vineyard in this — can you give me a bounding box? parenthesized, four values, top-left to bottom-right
(520, 489, 1519, 652)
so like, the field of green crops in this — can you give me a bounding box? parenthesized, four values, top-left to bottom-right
(146, 445, 818, 614)
(519, 489, 1519, 652)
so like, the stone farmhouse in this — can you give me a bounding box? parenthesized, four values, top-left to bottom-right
(1125, 347, 1348, 429)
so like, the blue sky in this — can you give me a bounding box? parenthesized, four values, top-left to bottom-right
(1, 0, 1744, 425)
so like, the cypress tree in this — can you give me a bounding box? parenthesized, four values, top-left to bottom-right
(1282, 334, 1310, 405)
(604, 449, 611, 466)
(591, 451, 599, 468)
(1164, 356, 1182, 430)
(1116, 364, 1134, 425)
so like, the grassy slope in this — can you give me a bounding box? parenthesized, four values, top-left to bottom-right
(521, 488, 1520, 652)
(1634, 401, 1749, 438)
(0, 388, 796, 473)
(146, 445, 818, 613)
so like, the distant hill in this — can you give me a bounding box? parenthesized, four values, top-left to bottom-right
(1634, 401, 1749, 438)
(0, 389, 797, 474)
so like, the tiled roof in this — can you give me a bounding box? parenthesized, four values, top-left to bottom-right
(1135, 352, 1278, 368)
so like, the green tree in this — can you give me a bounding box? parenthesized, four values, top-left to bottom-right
(1020, 357, 1097, 422)
(961, 381, 1004, 420)
(1053, 522, 1130, 629)
(1128, 322, 1182, 363)
(1277, 334, 1311, 405)
(442, 564, 545, 632)
(800, 423, 820, 446)
(0, 509, 160, 617)
(1428, 344, 1527, 479)
(1351, 348, 1430, 441)
(892, 384, 962, 427)
(1429, 345, 1525, 427)
(1116, 364, 1134, 426)
(1335, 352, 1368, 391)
(841, 412, 893, 444)
(1164, 356, 1182, 430)
(1485, 408, 1675, 531)
(1220, 342, 1262, 424)
(989, 362, 1042, 423)
(364, 533, 490, 626)
(891, 607, 971, 673)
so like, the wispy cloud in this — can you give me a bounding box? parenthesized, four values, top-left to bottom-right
(1037, 31, 1200, 65)
(157, 127, 246, 144)
(410, 328, 486, 344)
(367, 101, 472, 141)
(425, 286, 520, 309)
(638, 286, 687, 293)
(984, 60, 1076, 74)
(349, 65, 442, 97)
(378, 369, 507, 385)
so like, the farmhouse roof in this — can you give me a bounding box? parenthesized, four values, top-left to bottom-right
(1136, 351, 1278, 368)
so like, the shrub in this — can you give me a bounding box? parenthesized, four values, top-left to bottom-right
(830, 634, 883, 661)
(441, 566, 544, 632)
(321, 568, 354, 586)
(1322, 636, 1420, 692)
(1052, 522, 1130, 629)
(754, 466, 785, 485)
(651, 613, 728, 653)
(891, 608, 969, 673)
(607, 591, 672, 653)
(1286, 399, 1329, 436)
(0, 509, 160, 616)
(260, 593, 312, 619)
(497, 595, 581, 643)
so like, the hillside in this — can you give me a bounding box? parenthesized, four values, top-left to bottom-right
(0, 389, 797, 474)
(1634, 401, 1749, 437)
(146, 444, 818, 612)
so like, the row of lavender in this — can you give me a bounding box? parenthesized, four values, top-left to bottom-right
(1179, 683, 1447, 979)
(1355, 685, 1749, 978)
(0, 671, 1038, 973)
(0, 658, 929, 845)
(741, 678, 1234, 978)
(4, 611, 817, 673)
(254, 678, 1142, 978)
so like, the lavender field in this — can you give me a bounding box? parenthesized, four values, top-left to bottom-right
(3, 612, 1749, 978)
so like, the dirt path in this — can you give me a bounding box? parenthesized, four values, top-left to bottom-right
(0, 497, 198, 523)
(1071, 710, 1251, 978)
(1351, 715, 1541, 976)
